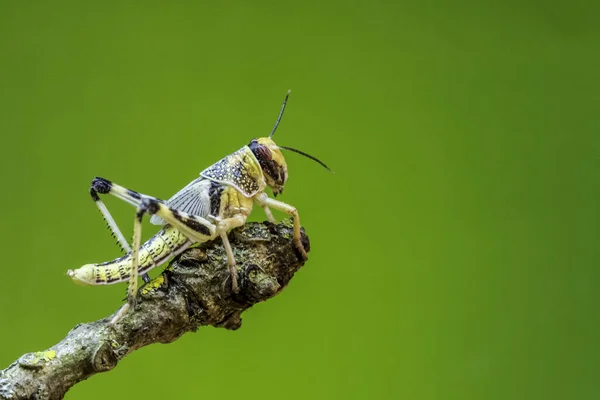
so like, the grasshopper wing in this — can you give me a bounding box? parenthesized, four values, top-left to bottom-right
(150, 177, 212, 225)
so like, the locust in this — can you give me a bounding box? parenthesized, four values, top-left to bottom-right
(67, 91, 330, 323)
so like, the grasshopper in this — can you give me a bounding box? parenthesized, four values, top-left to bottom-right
(67, 91, 330, 323)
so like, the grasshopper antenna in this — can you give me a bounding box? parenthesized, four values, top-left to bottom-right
(278, 145, 334, 173)
(269, 90, 291, 138)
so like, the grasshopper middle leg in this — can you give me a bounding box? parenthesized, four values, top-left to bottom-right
(213, 214, 247, 293)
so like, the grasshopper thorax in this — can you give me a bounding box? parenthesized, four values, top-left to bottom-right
(249, 137, 288, 196)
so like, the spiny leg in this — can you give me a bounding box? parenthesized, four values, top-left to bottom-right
(90, 187, 131, 253)
(255, 193, 307, 260)
(129, 207, 143, 305)
(91, 177, 162, 283)
(109, 205, 145, 325)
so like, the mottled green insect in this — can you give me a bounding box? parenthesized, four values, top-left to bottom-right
(67, 91, 331, 323)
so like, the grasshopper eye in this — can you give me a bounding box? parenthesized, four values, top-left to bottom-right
(249, 140, 272, 161)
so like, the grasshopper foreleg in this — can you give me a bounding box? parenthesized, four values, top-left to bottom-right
(255, 193, 307, 260)
(262, 205, 276, 223)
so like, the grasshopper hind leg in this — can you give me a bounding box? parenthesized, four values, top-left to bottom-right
(109, 205, 144, 325)
(90, 178, 151, 283)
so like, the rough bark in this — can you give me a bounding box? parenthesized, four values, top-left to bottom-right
(0, 220, 309, 400)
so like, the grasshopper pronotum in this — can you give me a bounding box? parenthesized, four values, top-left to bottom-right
(67, 91, 330, 323)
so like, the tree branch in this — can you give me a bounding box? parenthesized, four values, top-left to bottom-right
(0, 220, 309, 400)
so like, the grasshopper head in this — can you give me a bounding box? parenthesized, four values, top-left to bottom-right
(249, 137, 288, 196)
(248, 91, 332, 197)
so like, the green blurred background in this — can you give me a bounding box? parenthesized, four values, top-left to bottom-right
(1, 1, 599, 399)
